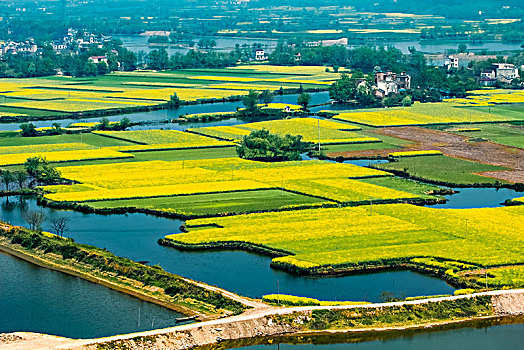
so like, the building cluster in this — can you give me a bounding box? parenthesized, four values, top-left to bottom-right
(480, 63, 520, 86)
(0, 39, 38, 56)
(51, 28, 112, 53)
(374, 71, 411, 98)
(0, 28, 112, 57)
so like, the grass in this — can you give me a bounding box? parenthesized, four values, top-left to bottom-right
(358, 177, 443, 197)
(87, 189, 328, 216)
(373, 155, 508, 185)
(481, 266, 524, 288)
(172, 204, 524, 270)
(446, 123, 524, 149)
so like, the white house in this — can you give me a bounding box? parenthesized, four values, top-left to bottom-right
(493, 63, 520, 83)
(444, 55, 459, 70)
(374, 71, 411, 98)
(254, 49, 267, 61)
(89, 55, 108, 64)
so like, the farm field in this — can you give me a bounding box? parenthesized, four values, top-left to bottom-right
(0, 148, 134, 166)
(0, 133, 134, 148)
(94, 130, 234, 149)
(0, 66, 336, 118)
(445, 123, 524, 149)
(327, 103, 524, 127)
(87, 189, 329, 216)
(189, 117, 380, 144)
(41, 157, 440, 214)
(447, 89, 524, 106)
(170, 204, 524, 270)
(373, 154, 508, 185)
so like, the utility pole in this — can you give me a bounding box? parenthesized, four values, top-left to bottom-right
(318, 119, 321, 154)
(277, 280, 280, 306)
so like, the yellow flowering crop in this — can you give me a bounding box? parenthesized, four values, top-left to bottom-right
(389, 150, 443, 157)
(43, 158, 393, 203)
(331, 102, 518, 126)
(0, 143, 95, 155)
(94, 129, 232, 146)
(190, 118, 372, 144)
(173, 204, 524, 269)
(45, 179, 270, 202)
(0, 148, 133, 166)
(281, 178, 419, 202)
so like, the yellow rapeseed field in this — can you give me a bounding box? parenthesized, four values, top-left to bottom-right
(0, 148, 133, 166)
(173, 204, 524, 268)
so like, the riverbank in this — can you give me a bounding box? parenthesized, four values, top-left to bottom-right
(2, 289, 522, 350)
(0, 222, 249, 319)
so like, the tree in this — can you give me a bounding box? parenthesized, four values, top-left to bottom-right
(168, 92, 182, 109)
(24, 210, 46, 231)
(98, 117, 110, 130)
(401, 95, 413, 106)
(298, 92, 312, 109)
(51, 122, 62, 135)
(24, 156, 61, 184)
(50, 216, 70, 237)
(458, 43, 468, 53)
(243, 90, 260, 113)
(236, 129, 307, 162)
(15, 171, 27, 190)
(118, 117, 132, 131)
(1, 170, 15, 191)
(24, 157, 41, 178)
(19, 123, 37, 137)
(259, 90, 273, 105)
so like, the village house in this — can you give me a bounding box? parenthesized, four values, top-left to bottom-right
(254, 49, 267, 61)
(480, 63, 520, 86)
(374, 71, 411, 98)
(444, 55, 459, 70)
(88, 55, 108, 64)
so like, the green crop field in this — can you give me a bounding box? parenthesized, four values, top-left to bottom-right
(171, 204, 524, 270)
(447, 123, 524, 149)
(0, 133, 134, 147)
(87, 189, 328, 216)
(374, 155, 508, 185)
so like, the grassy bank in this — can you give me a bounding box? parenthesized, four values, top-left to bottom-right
(0, 223, 247, 318)
(269, 295, 494, 330)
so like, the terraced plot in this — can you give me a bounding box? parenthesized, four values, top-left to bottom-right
(328, 103, 523, 127)
(171, 204, 524, 270)
(189, 118, 378, 144)
(41, 158, 434, 215)
(94, 130, 234, 149)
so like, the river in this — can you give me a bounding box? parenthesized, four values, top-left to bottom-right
(0, 92, 331, 131)
(0, 252, 186, 338)
(0, 196, 455, 303)
(225, 322, 524, 350)
(115, 34, 522, 56)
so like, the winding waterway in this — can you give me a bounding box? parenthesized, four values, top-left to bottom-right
(0, 196, 455, 303)
(0, 252, 186, 338)
(0, 92, 331, 131)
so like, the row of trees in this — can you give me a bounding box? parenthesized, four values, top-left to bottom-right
(22, 210, 70, 237)
(0, 40, 137, 78)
